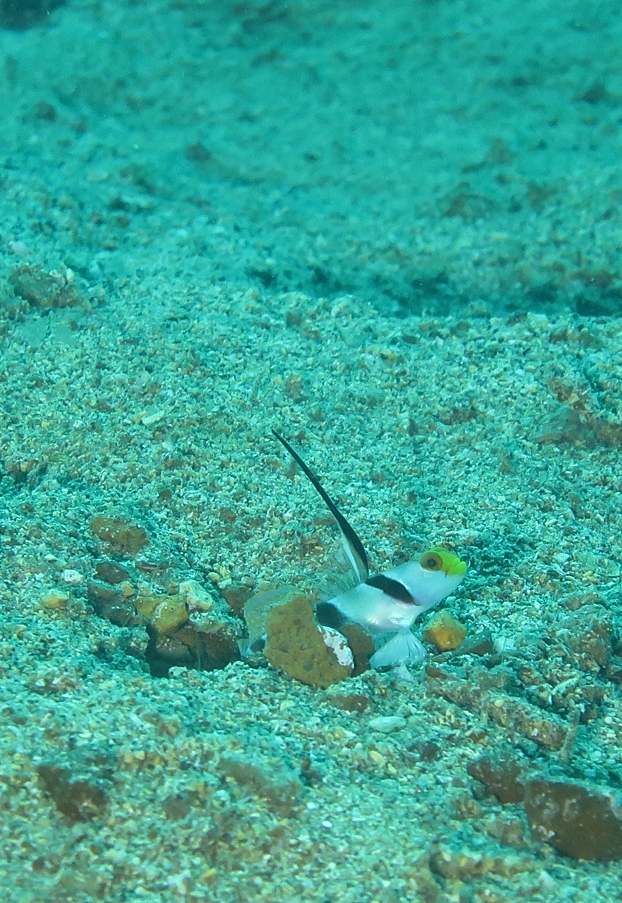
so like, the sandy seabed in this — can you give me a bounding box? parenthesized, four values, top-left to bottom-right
(0, 1, 622, 901)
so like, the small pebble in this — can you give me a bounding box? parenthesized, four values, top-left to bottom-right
(368, 716, 406, 733)
(41, 590, 70, 609)
(95, 561, 131, 584)
(61, 569, 84, 585)
(178, 579, 214, 612)
(9, 240, 31, 255)
(139, 411, 165, 426)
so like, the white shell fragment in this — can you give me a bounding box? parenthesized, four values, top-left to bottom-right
(320, 626, 355, 668)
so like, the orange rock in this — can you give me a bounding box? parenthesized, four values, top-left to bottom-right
(423, 610, 467, 651)
(136, 594, 188, 635)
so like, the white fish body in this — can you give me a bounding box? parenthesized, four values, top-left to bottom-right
(328, 551, 466, 666)
(272, 431, 467, 669)
(329, 557, 466, 631)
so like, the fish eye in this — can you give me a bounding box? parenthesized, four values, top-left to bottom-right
(420, 551, 443, 571)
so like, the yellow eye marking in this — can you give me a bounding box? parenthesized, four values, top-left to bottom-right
(420, 551, 443, 571)
(420, 547, 467, 577)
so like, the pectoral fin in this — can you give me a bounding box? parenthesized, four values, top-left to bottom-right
(369, 629, 426, 669)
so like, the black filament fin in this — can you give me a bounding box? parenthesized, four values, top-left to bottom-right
(272, 430, 369, 582)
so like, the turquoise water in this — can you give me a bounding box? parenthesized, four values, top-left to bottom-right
(1, 2, 621, 901)
(2, 0, 622, 314)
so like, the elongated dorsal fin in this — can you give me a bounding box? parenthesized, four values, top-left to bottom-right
(272, 430, 369, 583)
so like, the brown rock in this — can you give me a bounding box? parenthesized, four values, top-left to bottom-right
(144, 619, 240, 677)
(467, 750, 526, 803)
(327, 693, 369, 713)
(221, 581, 251, 615)
(8, 265, 82, 308)
(525, 777, 622, 861)
(90, 516, 149, 556)
(424, 664, 452, 680)
(144, 629, 197, 676)
(191, 624, 240, 670)
(95, 560, 131, 584)
(452, 630, 494, 658)
(87, 579, 136, 626)
(37, 765, 108, 823)
(244, 586, 296, 647)
(41, 589, 70, 610)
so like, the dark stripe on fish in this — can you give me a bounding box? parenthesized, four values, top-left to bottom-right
(272, 430, 369, 578)
(315, 601, 347, 629)
(365, 574, 415, 604)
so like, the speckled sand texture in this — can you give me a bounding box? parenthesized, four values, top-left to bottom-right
(0, 1, 622, 902)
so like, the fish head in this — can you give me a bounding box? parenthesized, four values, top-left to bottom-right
(384, 547, 467, 611)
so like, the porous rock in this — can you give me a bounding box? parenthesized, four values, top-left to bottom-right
(244, 586, 296, 648)
(136, 593, 188, 635)
(264, 592, 353, 688)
